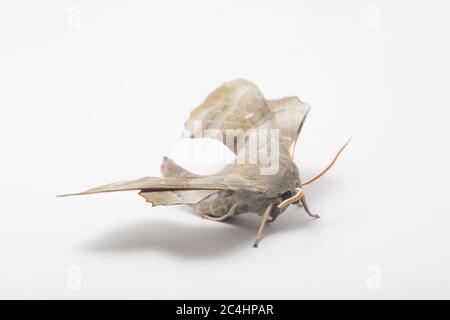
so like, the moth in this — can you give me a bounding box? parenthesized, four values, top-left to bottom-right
(58, 79, 350, 247)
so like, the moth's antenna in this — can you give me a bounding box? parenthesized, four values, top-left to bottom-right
(303, 138, 351, 186)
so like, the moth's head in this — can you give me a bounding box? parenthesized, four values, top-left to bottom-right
(272, 160, 303, 209)
(289, 161, 302, 189)
(280, 189, 299, 203)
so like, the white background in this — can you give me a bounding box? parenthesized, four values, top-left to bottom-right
(1, 0, 449, 299)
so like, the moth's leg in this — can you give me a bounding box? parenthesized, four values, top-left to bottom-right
(253, 203, 274, 248)
(202, 203, 238, 222)
(267, 206, 282, 223)
(300, 196, 320, 219)
(267, 214, 278, 223)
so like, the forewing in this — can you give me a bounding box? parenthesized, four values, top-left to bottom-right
(57, 174, 264, 197)
(267, 97, 311, 158)
(183, 79, 290, 160)
(139, 190, 217, 206)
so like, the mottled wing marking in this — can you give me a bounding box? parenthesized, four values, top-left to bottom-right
(183, 79, 291, 160)
(58, 174, 264, 197)
(139, 190, 217, 206)
(267, 97, 311, 158)
(155, 157, 220, 206)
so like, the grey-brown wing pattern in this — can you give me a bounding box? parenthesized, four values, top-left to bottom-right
(267, 97, 311, 158)
(57, 174, 264, 198)
(183, 79, 291, 161)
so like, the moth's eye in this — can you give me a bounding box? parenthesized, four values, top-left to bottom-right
(281, 191, 292, 200)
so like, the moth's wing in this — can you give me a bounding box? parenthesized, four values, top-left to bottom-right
(267, 97, 311, 158)
(57, 174, 263, 197)
(183, 79, 291, 159)
(161, 157, 200, 178)
(150, 157, 218, 206)
(139, 190, 216, 206)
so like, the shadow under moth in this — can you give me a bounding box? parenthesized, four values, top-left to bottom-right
(58, 79, 350, 247)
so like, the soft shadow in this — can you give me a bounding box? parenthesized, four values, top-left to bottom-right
(82, 207, 317, 259)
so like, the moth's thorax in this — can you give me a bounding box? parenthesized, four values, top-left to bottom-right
(193, 159, 301, 218)
(222, 157, 300, 199)
(261, 157, 301, 197)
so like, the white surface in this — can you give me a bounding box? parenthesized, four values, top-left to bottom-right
(1, 0, 449, 299)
